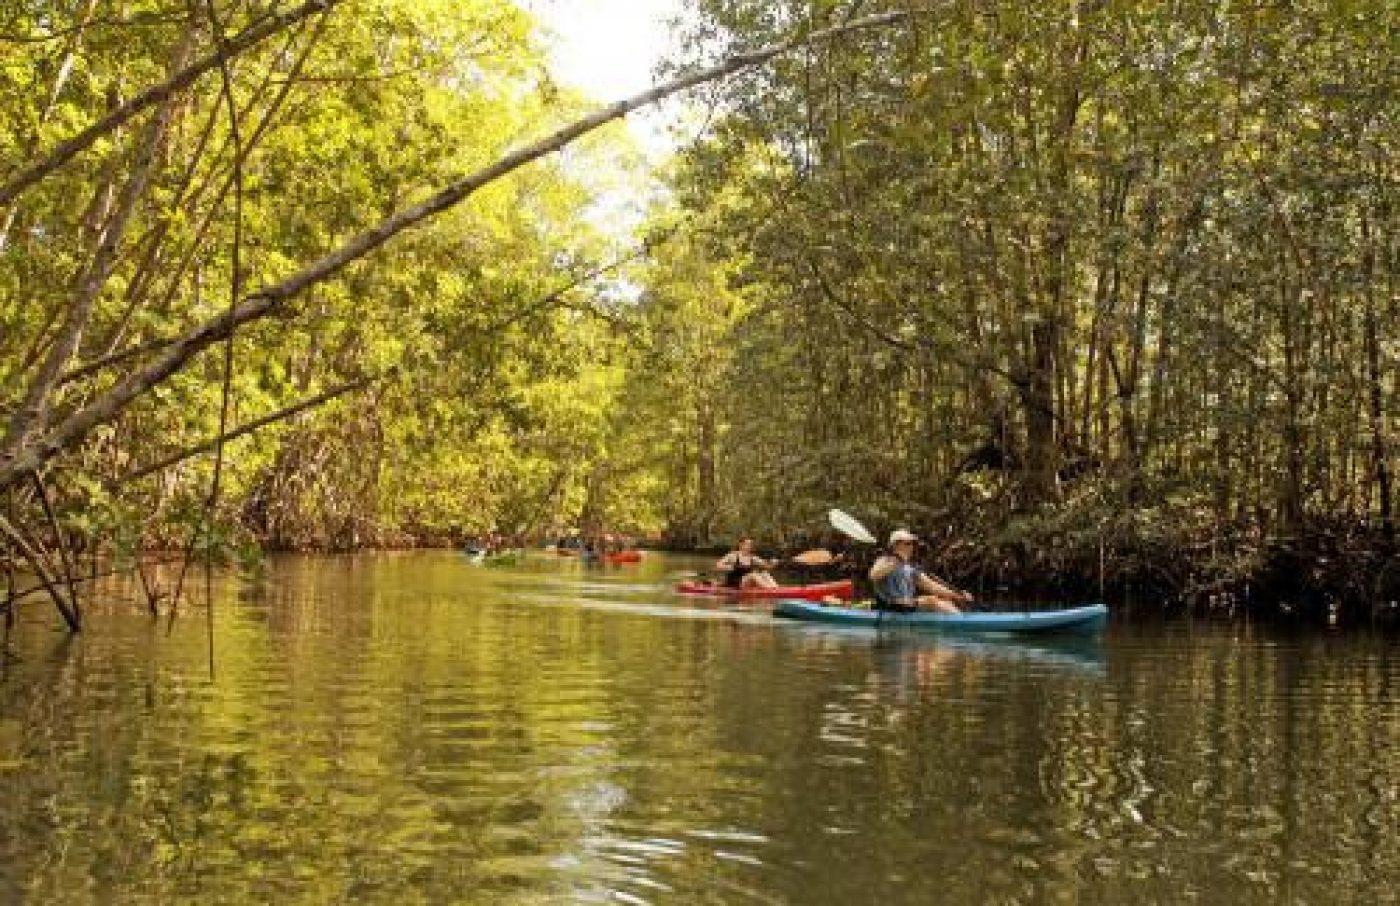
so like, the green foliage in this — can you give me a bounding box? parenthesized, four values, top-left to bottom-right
(3, 0, 1395, 625)
(0, 0, 674, 557)
(645, 0, 1398, 569)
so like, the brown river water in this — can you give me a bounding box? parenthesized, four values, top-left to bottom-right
(0, 551, 1395, 904)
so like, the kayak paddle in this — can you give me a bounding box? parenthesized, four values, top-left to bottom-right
(828, 508, 877, 544)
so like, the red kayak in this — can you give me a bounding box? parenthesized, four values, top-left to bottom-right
(675, 579, 854, 601)
(606, 550, 643, 564)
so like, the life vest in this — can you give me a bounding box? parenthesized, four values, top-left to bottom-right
(874, 560, 921, 612)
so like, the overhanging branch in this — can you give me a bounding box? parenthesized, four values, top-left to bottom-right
(0, 9, 915, 491)
(117, 372, 385, 485)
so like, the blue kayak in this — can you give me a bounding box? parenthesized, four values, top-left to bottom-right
(773, 600, 1108, 636)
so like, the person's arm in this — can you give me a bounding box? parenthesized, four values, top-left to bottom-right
(916, 570, 973, 602)
(869, 555, 897, 582)
(716, 552, 736, 570)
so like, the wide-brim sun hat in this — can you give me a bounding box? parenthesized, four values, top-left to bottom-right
(888, 529, 918, 544)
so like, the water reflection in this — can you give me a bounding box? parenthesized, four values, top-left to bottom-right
(0, 552, 1394, 904)
(778, 621, 1108, 676)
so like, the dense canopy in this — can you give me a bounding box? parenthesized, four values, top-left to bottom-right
(1, 0, 1396, 628)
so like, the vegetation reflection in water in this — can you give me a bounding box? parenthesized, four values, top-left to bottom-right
(0, 553, 1394, 904)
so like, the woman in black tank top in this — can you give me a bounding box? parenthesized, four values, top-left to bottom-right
(716, 537, 778, 589)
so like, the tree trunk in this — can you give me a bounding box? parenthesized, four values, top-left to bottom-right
(696, 402, 718, 546)
(1362, 215, 1393, 536)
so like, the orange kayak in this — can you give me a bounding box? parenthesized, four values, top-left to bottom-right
(606, 550, 643, 564)
(675, 579, 853, 601)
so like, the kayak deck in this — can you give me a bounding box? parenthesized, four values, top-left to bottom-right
(773, 600, 1108, 635)
(676, 579, 854, 601)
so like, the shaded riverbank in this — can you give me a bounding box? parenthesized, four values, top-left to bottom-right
(655, 524, 1400, 630)
(7, 514, 1399, 635)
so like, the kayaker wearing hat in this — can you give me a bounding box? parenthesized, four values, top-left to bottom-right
(869, 529, 972, 613)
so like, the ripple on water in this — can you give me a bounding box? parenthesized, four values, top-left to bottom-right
(0, 555, 1394, 905)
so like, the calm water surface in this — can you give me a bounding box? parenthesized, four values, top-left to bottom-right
(0, 552, 1395, 904)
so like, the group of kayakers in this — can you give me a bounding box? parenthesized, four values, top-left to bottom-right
(482, 524, 967, 611)
(464, 532, 522, 557)
(555, 531, 641, 561)
(715, 529, 972, 613)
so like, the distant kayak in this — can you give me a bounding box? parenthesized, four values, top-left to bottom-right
(773, 600, 1108, 635)
(605, 550, 643, 564)
(676, 579, 854, 601)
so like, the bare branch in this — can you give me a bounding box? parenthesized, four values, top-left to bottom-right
(57, 12, 333, 387)
(0, 0, 339, 207)
(0, 11, 189, 44)
(118, 373, 384, 485)
(479, 228, 677, 335)
(0, 512, 80, 631)
(1, 26, 196, 462)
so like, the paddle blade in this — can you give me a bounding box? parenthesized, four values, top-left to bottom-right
(828, 508, 877, 544)
(790, 548, 834, 566)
